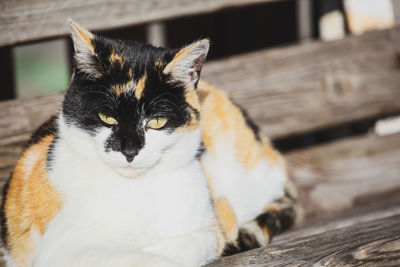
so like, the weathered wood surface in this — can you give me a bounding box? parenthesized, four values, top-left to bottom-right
(2, 27, 400, 146)
(208, 202, 400, 266)
(0, 93, 63, 146)
(274, 199, 400, 243)
(287, 132, 400, 220)
(0, 0, 281, 46)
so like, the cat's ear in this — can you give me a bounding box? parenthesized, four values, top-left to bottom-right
(163, 39, 209, 88)
(68, 19, 101, 79)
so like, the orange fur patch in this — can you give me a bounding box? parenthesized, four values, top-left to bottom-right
(184, 88, 201, 130)
(263, 203, 282, 215)
(69, 20, 94, 51)
(185, 87, 200, 111)
(198, 82, 228, 155)
(202, 169, 216, 200)
(111, 80, 134, 95)
(265, 146, 279, 164)
(154, 60, 166, 69)
(261, 225, 272, 243)
(215, 197, 237, 243)
(5, 135, 63, 266)
(202, 171, 226, 255)
(264, 196, 294, 214)
(109, 51, 124, 66)
(135, 73, 147, 100)
(212, 219, 226, 256)
(163, 43, 196, 75)
(198, 81, 280, 169)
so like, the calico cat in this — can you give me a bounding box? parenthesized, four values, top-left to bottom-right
(0, 20, 296, 267)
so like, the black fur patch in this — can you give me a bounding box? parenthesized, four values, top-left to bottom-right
(221, 242, 241, 256)
(256, 211, 282, 236)
(223, 203, 295, 257)
(237, 228, 261, 251)
(195, 142, 205, 159)
(26, 116, 57, 147)
(221, 228, 262, 256)
(0, 175, 11, 249)
(256, 206, 295, 236)
(278, 206, 296, 232)
(232, 100, 261, 141)
(46, 134, 59, 172)
(64, 36, 198, 160)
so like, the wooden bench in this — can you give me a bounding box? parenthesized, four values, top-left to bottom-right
(1, 0, 400, 265)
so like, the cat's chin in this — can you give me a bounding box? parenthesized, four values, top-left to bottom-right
(113, 166, 146, 179)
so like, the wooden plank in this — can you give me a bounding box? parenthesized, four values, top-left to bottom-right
(207, 206, 400, 266)
(202, 27, 400, 139)
(287, 133, 400, 220)
(0, 93, 63, 145)
(0, 0, 282, 46)
(274, 199, 400, 243)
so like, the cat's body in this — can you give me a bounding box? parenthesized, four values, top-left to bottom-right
(1, 21, 295, 267)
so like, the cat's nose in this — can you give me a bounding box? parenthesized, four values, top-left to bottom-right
(121, 147, 139, 163)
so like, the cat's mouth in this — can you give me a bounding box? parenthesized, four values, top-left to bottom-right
(113, 156, 161, 178)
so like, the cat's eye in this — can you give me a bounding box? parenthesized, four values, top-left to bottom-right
(147, 118, 168, 130)
(98, 113, 118, 125)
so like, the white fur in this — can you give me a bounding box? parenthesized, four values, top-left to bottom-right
(201, 138, 287, 227)
(28, 114, 217, 267)
(164, 39, 209, 85)
(2, 248, 17, 267)
(22, 149, 39, 180)
(68, 20, 102, 79)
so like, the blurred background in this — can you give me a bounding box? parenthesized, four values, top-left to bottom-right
(3, 0, 399, 99)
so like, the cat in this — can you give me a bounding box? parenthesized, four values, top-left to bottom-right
(0, 20, 296, 267)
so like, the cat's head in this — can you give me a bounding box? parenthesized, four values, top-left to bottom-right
(61, 20, 209, 177)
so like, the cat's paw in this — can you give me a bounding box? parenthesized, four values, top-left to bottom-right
(238, 220, 270, 248)
(221, 220, 269, 256)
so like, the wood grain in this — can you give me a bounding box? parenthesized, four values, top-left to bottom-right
(0, 0, 281, 46)
(287, 133, 400, 220)
(203, 27, 400, 139)
(207, 207, 400, 266)
(0, 94, 62, 145)
(274, 199, 400, 243)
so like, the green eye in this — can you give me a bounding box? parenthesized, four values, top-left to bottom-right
(99, 113, 118, 125)
(147, 118, 167, 129)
